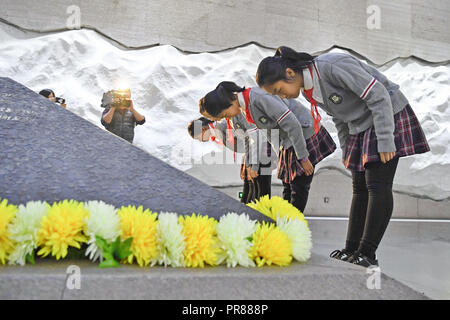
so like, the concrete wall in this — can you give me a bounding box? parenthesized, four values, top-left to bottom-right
(1, 0, 450, 64)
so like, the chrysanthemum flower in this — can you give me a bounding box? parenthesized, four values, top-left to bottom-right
(249, 222, 292, 267)
(36, 200, 89, 260)
(216, 213, 256, 268)
(8, 201, 50, 266)
(248, 195, 307, 226)
(154, 212, 185, 267)
(84, 201, 121, 262)
(118, 205, 158, 267)
(179, 213, 220, 268)
(0, 199, 18, 264)
(277, 216, 312, 263)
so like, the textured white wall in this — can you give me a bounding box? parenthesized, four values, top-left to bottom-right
(1, 0, 449, 64)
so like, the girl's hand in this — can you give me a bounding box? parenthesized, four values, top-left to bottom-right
(379, 152, 395, 164)
(247, 167, 259, 181)
(240, 167, 246, 181)
(301, 158, 314, 176)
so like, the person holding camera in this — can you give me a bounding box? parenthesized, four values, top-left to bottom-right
(100, 89, 146, 143)
(39, 89, 67, 108)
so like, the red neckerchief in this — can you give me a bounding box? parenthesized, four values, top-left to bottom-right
(303, 65, 321, 136)
(225, 119, 237, 163)
(242, 88, 255, 124)
(209, 122, 236, 162)
(208, 123, 225, 147)
(225, 118, 235, 146)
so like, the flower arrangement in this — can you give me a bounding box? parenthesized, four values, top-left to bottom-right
(179, 213, 220, 268)
(0, 196, 312, 268)
(247, 195, 308, 226)
(0, 198, 18, 265)
(36, 200, 89, 260)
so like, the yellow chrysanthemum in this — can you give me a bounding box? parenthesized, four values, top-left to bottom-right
(249, 222, 292, 267)
(0, 199, 18, 264)
(248, 195, 308, 227)
(179, 213, 220, 268)
(36, 200, 89, 260)
(118, 205, 158, 267)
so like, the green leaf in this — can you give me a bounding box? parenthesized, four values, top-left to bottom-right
(25, 252, 35, 265)
(246, 236, 253, 242)
(98, 259, 121, 268)
(102, 251, 115, 261)
(95, 235, 109, 252)
(117, 237, 133, 260)
(111, 236, 121, 255)
(95, 236, 133, 268)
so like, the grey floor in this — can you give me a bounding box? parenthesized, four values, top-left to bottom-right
(308, 218, 450, 300)
(217, 186, 450, 300)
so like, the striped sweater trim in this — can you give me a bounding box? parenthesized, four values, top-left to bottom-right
(277, 110, 291, 124)
(360, 77, 377, 99)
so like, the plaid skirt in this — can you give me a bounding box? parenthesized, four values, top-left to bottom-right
(344, 104, 430, 172)
(278, 126, 336, 184)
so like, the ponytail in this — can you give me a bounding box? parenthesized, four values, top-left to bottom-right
(199, 81, 245, 118)
(216, 81, 245, 93)
(275, 46, 314, 64)
(256, 46, 315, 87)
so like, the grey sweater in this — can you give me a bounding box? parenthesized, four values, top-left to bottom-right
(306, 53, 409, 153)
(245, 87, 315, 160)
(214, 113, 276, 171)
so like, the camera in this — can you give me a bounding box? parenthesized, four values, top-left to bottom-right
(101, 89, 131, 108)
(55, 97, 65, 104)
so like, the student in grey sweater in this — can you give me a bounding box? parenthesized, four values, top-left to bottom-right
(256, 46, 430, 268)
(187, 116, 276, 204)
(199, 81, 335, 212)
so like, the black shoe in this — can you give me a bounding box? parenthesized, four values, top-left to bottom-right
(348, 252, 379, 268)
(329, 249, 353, 262)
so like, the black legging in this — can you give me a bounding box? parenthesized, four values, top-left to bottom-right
(345, 158, 399, 259)
(241, 178, 251, 204)
(282, 172, 314, 213)
(241, 162, 272, 204)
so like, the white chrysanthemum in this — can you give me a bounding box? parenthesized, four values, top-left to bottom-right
(216, 212, 256, 268)
(154, 212, 185, 267)
(84, 201, 120, 262)
(276, 215, 312, 263)
(7, 201, 50, 266)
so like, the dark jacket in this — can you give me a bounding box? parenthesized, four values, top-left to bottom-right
(101, 108, 145, 143)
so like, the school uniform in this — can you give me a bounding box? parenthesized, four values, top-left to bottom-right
(209, 115, 276, 203)
(302, 53, 430, 170)
(237, 86, 336, 212)
(302, 52, 430, 264)
(229, 113, 278, 202)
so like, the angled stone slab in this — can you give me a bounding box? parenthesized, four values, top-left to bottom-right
(0, 77, 270, 222)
